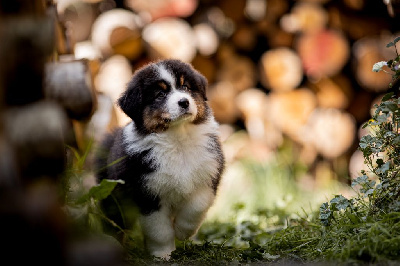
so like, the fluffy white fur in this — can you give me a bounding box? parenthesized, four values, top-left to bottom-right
(97, 60, 224, 260)
(123, 114, 221, 259)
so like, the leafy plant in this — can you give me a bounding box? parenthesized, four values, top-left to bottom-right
(63, 143, 126, 235)
(317, 37, 400, 263)
(373, 36, 400, 87)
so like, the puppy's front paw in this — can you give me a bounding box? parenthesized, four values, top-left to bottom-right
(174, 221, 199, 241)
(152, 250, 172, 261)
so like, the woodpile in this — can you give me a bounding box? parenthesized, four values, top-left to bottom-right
(296, 29, 350, 79)
(353, 36, 395, 92)
(45, 59, 96, 120)
(0, 1, 125, 265)
(2, 0, 396, 184)
(91, 8, 143, 59)
(268, 89, 318, 143)
(94, 54, 132, 126)
(280, 2, 328, 33)
(259, 48, 303, 92)
(308, 76, 353, 110)
(303, 108, 356, 160)
(142, 17, 197, 62)
(0, 1, 71, 265)
(46, 0, 397, 166)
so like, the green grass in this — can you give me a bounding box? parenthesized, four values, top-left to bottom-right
(115, 138, 353, 265)
(63, 137, 400, 265)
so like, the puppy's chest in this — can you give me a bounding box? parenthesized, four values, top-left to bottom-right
(144, 133, 219, 198)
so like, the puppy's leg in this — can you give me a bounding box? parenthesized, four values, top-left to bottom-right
(140, 208, 175, 260)
(174, 187, 215, 241)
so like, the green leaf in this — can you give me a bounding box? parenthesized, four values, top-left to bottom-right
(359, 136, 369, 149)
(394, 36, 400, 45)
(387, 42, 395, 48)
(376, 113, 390, 122)
(75, 179, 125, 205)
(384, 102, 398, 112)
(319, 202, 331, 221)
(364, 188, 374, 196)
(376, 161, 390, 176)
(346, 213, 360, 224)
(330, 195, 350, 211)
(386, 37, 400, 48)
(382, 92, 394, 102)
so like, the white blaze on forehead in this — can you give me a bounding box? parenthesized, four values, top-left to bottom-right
(155, 63, 198, 121)
(156, 64, 175, 87)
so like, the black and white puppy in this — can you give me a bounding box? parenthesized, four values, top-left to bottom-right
(95, 59, 225, 259)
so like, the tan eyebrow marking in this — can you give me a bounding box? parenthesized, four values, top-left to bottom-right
(180, 75, 184, 86)
(158, 81, 167, 90)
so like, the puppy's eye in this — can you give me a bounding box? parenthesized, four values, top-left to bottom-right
(182, 84, 189, 90)
(156, 90, 167, 99)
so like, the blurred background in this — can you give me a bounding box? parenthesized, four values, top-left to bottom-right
(0, 0, 400, 264)
(52, 0, 400, 216)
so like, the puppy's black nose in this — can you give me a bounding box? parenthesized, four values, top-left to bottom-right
(178, 98, 189, 109)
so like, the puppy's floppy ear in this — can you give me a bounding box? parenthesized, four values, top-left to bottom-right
(118, 76, 142, 121)
(195, 70, 208, 101)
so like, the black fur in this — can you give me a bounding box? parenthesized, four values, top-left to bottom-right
(94, 59, 224, 241)
(118, 59, 208, 135)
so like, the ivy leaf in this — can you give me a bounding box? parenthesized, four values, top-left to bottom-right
(383, 102, 399, 112)
(361, 121, 369, 129)
(359, 136, 371, 149)
(386, 37, 400, 48)
(376, 113, 390, 122)
(387, 42, 395, 48)
(364, 188, 374, 196)
(319, 202, 332, 225)
(376, 161, 390, 176)
(382, 92, 394, 102)
(372, 61, 387, 72)
(352, 175, 368, 187)
(75, 179, 125, 205)
(393, 136, 400, 144)
(330, 195, 350, 211)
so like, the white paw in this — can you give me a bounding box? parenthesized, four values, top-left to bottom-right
(151, 249, 173, 261)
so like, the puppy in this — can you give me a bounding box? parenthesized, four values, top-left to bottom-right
(95, 59, 225, 259)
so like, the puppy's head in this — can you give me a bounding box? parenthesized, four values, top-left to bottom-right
(118, 59, 210, 134)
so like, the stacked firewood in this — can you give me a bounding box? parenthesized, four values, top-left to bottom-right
(0, 1, 67, 264)
(0, 1, 123, 265)
(55, 0, 398, 170)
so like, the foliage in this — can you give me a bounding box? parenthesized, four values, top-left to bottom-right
(373, 36, 400, 87)
(63, 142, 127, 235)
(317, 36, 400, 263)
